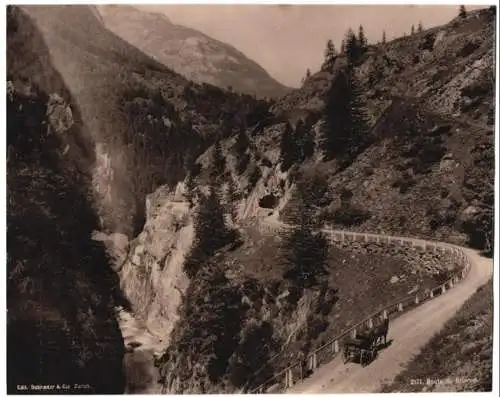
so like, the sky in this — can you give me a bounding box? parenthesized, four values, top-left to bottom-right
(137, 4, 487, 88)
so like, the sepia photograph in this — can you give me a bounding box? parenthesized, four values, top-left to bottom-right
(4, 0, 497, 395)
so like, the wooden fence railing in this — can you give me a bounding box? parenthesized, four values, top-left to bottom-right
(246, 220, 472, 394)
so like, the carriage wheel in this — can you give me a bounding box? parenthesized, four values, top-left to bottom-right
(360, 350, 366, 367)
(343, 347, 349, 364)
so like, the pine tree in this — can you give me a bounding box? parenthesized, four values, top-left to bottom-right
(185, 185, 233, 278)
(322, 39, 337, 70)
(184, 172, 197, 208)
(459, 5, 467, 18)
(295, 120, 315, 162)
(234, 128, 249, 157)
(321, 66, 370, 162)
(358, 25, 367, 49)
(345, 28, 360, 64)
(281, 224, 329, 289)
(411, 24, 415, 35)
(306, 68, 311, 80)
(226, 178, 239, 223)
(340, 39, 346, 54)
(211, 140, 226, 184)
(280, 122, 300, 171)
(418, 21, 423, 33)
(382, 30, 387, 44)
(281, 178, 329, 288)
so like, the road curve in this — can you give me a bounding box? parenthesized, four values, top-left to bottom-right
(260, 217, 493, 393)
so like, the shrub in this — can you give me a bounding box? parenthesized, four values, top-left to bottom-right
(392, 173, 417, 194)
(248, 166, 262, 188)
(330, 205, 372, 226)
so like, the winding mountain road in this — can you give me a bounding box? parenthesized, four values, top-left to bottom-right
(261, 217, 493, 393)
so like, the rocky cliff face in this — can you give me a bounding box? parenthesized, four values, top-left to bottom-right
(93, 185, 194, 393)
(6, 7, 126, 392)
(97, 5, 291, 98)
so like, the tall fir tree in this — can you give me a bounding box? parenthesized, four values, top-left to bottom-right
(281, 224, 329, 289)
(225, 177, 239, 223)
(322, 39, 337, 70)
(345, 28, 360, 64)
(382, 30, 387, 44)
(295, 120, 315, 162)
(234, 128, 249, 156)
(305, 68, 311, 79)
(211, 140, 227, 184)
(281, 178, 329, 289)
(459, 5, 467, 18)
(418, 21, 423, 33)
(358, 25, 367, 49)
(279, 122, 300, 171)
(184, 181, 239, 278)
(411, 24, 415, 35)
(184, 172, 197, 208)
(321, 66, 370, 162)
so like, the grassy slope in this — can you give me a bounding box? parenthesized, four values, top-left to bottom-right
(7, 7, 127, 393)
(380, 279, 493, 392)
(229, 230, 460, 359)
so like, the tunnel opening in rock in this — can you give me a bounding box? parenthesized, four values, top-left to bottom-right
(259, 194, 279, 209)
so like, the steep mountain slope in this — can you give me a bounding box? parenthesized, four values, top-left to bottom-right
(253, 7, 494, 251)
(18, 4, 273, 237)
(6, 6, 126, 393)
(98, 5, 292, 98)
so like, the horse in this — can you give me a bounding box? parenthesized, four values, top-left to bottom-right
(371, 317, 389, 345)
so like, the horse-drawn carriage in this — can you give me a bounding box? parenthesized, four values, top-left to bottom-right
(342, 318, 389, 367)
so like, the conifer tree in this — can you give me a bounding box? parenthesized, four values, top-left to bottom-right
(281, 178, 329, 289)
(295, 120, 315, 162)
(382, 30, 387, 44)
(184, 172, 197, 208)
(321, 66, 370, 162)
(280, 122, 300, 171)
(358, 25, 367, 49)
(305, 68, 311, 80)
(322, 39, 337, 70)
(459, 5, 467, 18)
(211, 140, 227, 184)
(340, 39, 346, 54)
(411, 24, 415, 35)
(418, 21, 423, 33)
(234, 128, 249, 157)
(281, 224, 328, 289)
(185, 183, 233, 278)
(345, 28, 360, 64)
(226, 177, 239, 223)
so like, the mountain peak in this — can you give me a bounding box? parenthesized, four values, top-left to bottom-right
(98, 4, 172, 24)
(98, 5, 291, 98)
